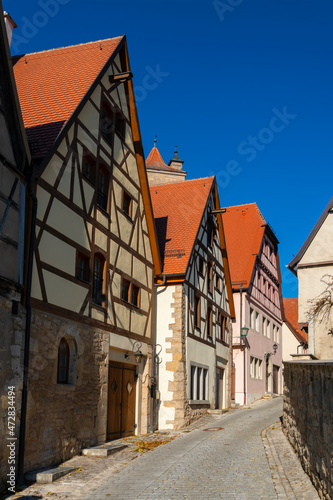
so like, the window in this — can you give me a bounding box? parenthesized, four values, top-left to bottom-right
(122, 279, 131, 302)
(122, 278, 141, 307)
(217, 312, 228, 343)
(131, 284, 140, 307)
(82, 151, 96, 184)
(57, 336, 77, 385)
(194, 295, 201, 329)
(100, 98, 113, 143)
(250, 307, 254, 329)
(207, 261, 213, 294)
(266, 320, 270, 338)
(57, 338, 69, 384)
(115, 111, 126, 139)
(122, 191, 133, 218)
(276, 326, 280, 344)
(97, 166, 109, 211)
(77, 252, 90, 282)
(250, 356, 262, 380)
(215, 274, 221, 291)
(207, 307, 213, 340)
(257, 272, 261, 288)
(93, 254, 105, 306)
(255, 311, 260, 332)
(190, 364, 209, 401)
(262, 316, 266, 336)
(272, 324, 276, 342)
(198, 256, 204, 276)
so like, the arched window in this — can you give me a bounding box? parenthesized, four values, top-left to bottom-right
(93, 254, 105, 306)
(57, 338, 69, 384)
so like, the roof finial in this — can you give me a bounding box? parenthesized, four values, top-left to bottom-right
(174, 145, 178, 154)
(154, 135, 157, 148)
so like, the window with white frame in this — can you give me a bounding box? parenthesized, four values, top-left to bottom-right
(190, 364, 209, 402)
(250, 356, 262, 380)
(262, 316, 266, 336)
(273, 324, 276, 342)
(250, 307, 254, 329)
(255, 311, 260, 332)
(266, 319, 270, 338)
(276, 326, 280, 343)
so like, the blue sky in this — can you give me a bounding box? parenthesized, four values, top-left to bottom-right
(6, 0, 333, 297)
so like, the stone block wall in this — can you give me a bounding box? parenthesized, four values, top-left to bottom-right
(23, 309, 109, 473)
(283, 360, 333, 500)
(0, 282, 25, 495)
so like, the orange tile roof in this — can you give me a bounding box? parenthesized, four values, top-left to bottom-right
(12, 37, 122, 159)
(150, 177, 214, 274)
(283, 298, 308, 344)
(222, 203, 266, 287)
(146, 146, 178, 172)
(283, 298, 298, 330)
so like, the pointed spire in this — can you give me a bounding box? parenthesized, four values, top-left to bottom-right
(154, 135, 157, 148)
(169, 145, 184, 166)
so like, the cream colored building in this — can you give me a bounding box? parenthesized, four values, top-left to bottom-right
(147, 146, 235, 429)
(12, 36, 161, 474)
(288, 198, 333, 359)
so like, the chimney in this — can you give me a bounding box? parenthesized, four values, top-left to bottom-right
(3, 12, 17, 48)
(168, 146, 184, 171)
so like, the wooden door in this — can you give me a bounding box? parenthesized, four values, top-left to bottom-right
(273, 365, 279, 394)
(107, 362, 136, 440)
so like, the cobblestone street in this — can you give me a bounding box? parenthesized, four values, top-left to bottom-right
(9, 397, 319, 500)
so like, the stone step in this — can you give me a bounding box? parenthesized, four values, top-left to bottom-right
(81, 443, 127, 457)
(207, 409, 229, 415)
(25, 465, 76, 484)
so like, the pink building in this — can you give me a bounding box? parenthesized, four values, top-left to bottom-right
(222, 203, 284, 405)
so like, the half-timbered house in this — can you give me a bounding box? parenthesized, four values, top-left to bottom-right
(222, 203, 283, 404)
(12, 36, 161, 473)
(0, 8, 30, 492)
(148, 154, 235, 429)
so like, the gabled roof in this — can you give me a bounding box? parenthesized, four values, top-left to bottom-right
(288, 197, 333, 275)
(150, 177, 214, 275)
(222, 203, 266, 288)
(146, 145, 179, 172)
(12, 37, 122, 160)
(283, 298, 308, 345)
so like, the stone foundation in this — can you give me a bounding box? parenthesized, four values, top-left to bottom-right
(0, 282, 25, 495)
(23, 309, 109, 473)
(283, 361, 333, 500)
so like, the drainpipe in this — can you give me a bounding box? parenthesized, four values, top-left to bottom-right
(240, 288, 246, 405)
(17, 178, 37, 485)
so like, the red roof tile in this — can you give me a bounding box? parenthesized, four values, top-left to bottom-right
(12, 37, 122, 159)
(283, 298, 298, 330)
(222, 203, 266, 287)
(283, 298, 308, 344)
(146, 146, 178, 172)
(150, 177, 214, 274)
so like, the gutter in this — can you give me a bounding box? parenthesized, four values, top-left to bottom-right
(17, 179, 37, 485)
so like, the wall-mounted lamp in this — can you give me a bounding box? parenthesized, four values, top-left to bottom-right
(133, 342, 143, 364)
(241, 326, 249, 338)
(265, 343, 278, 361)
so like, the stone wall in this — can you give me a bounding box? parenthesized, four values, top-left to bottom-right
(0, 281, 25, 495)
(23, 308, 109, 473)
(283, 360, 333, 500)
(165, 285, 211, 429)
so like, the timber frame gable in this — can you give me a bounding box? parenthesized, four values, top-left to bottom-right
(29, 37, 160, 343)
(185, 181, 235, 349)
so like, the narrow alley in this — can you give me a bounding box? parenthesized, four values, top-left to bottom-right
(10, 398, 319, 500)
